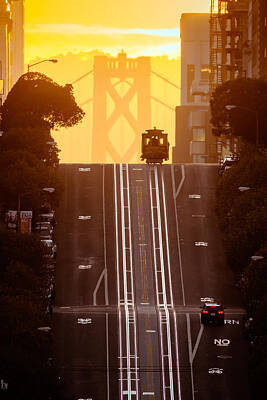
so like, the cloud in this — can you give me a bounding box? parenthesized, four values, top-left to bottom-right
(26, 23, 179, 38)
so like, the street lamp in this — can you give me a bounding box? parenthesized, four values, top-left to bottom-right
(225, 104, 259, 147)
(27, 59, 58, 73)
(238, 186, 253, 192)
(46, 141, 57, 146)
(251, 256, 264, 261)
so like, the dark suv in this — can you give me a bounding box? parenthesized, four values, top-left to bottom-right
(201, 303, 225, 325)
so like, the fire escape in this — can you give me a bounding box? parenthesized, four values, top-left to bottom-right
(210, 0, 249, 157)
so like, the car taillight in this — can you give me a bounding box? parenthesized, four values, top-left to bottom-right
(202, 310, 209, 314)
(218, 310, 224, 314)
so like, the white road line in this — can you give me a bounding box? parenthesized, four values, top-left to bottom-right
(171, 165, 186, 307)
(154, 168, 168, 306)
(186, 314, 195, 400)
(113, 165, 123, 399)
(103, 165, 109, 305)
(106, 313, 110, 400)
(161, 169, 174, 306)
(161, 168, 182, 400)
(93, 269, 106, 305)
(119, 164, 139, 399)
(150, 167, 177, 400)
(174, 164, 185, 199)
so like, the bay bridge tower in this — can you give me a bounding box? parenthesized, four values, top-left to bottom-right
(92, 51, 151, 163)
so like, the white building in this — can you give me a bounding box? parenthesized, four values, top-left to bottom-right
(173, 14, 216, 163)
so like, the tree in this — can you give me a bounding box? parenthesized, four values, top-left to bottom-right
(0, 72, 85, 131)
(0, 150, 63, 212)
(240, 254, 267, 314)
(0, 228, 46, 277)
(0, 127, 60, 167)
(210, 78, 267, 147)
(215, 149, 267, 271)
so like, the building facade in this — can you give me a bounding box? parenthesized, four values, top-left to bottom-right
(0, 0, 24, 106)
(10, 0, 24, 85)
(248, 0, 267, 80)
(209, 0, 267, 159)
(172, 14, 216, 163)
(0, 0, 12, 105)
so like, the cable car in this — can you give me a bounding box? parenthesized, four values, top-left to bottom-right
(141, 127, 169, 165)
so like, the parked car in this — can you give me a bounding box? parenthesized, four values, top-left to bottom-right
(41, 239, 57, 259)
(37, 211, 56, 227)
(201, 303, 225, 325)
(35, 222, 53, 237)
(39, 229, 53, 240)
(218, 156, 239, 176)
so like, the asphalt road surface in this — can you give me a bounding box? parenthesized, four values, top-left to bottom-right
(53, 163, 250, 400)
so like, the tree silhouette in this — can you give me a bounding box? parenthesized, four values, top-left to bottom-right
(210, 78, 267, 147)
(0, 72, 85, 131)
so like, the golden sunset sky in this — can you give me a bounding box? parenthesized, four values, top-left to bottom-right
(25, 0, 210, 62)
(24, 0, 210, 163)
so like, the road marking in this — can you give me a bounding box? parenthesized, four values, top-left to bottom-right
(224, 319, 240, 325)
(119, 164, 139, 398)
(78, 167, 91, 172)
(150, 166, 181, 400)
(189, 194, 201, 199)
(106, 313, 110, 400)
(192, 324, 204, 362)
(77, 398, 92, 400)
(133, 168, 143, 171)
(103, 165, 109, 306)
(136, 179, 144, 182)
(146, 330, 156, 333)
(78, 215, 91, 220)
(171, 164, 185, 199)
(214, 339, 230, 346)
(77, 318, 92, 324)
(208, 368, 223, 374)
(143, 392, 155, 396)
(195, 242, 208, 246)
(123, 390, 136, 395)
(141, 302, 150, 305)
(201, 297, 214, 302)
(161, 169, 174, 306)
(217, 355, 232, 359)
(93, 269, 106, 305)
(78, 265, 92, 270)
(60, 306, 70, 309)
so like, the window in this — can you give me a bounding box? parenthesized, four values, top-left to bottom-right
(201, 65, 210, 81)
(0, 80, 3, 95)
(192, 128, 205, 142)
(187, 64, 195, 103)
